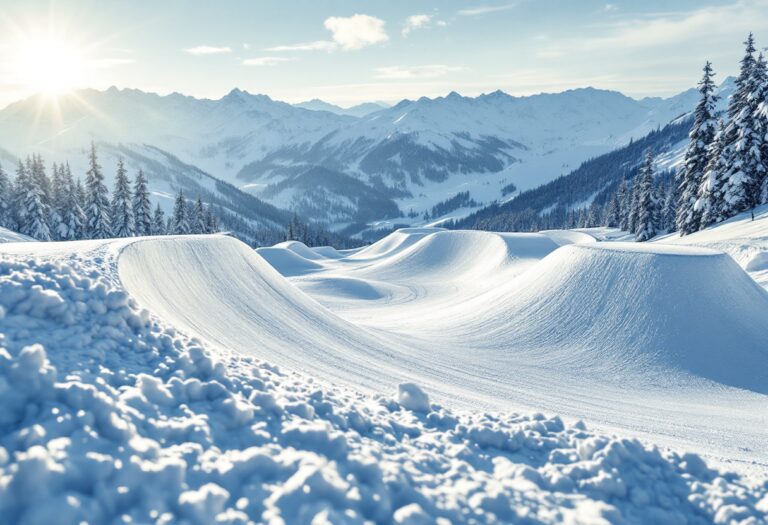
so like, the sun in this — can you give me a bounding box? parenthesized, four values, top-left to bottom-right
(12, 33, 86, 97)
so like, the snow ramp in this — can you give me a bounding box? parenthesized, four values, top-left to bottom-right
(118, 235, 486, 400)
(442, 242, 768, 393)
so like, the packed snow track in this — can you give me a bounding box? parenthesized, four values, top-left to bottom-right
(117, 230, 768, 473)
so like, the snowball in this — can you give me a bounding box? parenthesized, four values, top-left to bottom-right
(397, 383, 430, 413)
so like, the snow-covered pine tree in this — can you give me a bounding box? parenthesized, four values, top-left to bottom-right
(585, 202, 600, 227)
(74, 177, 87, 238)
(85, 143, 112, 239)
(721, 52, 767, 218)
(59, 165, 84, 240)
(50, 163, 67, 240)
(205, 207, 219, 233)
(676, 61, 718, 235)
(661, 185, 678, 233)
(752, 53, 768, 206)
(0, 163, 11, 229)
(185, 200, 196, 232)
(616, 179, 630, 231)
(132, 170, 152, 236)
(193, 196, 206, 234)
(110, 159, 134, 237)
(151, 203, 166, 235)
(12, 161, 30, 231)
(19, 166, 52, 240)
(628, 178, 641, 234)
(171, 189, 189, 234)
(635, 152, 659, 242)
(697, 120, 727, 227)
(603, 193, 620, 228)
(29, 154, 52, 212)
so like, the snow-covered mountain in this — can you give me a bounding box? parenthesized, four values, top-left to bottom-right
(293, 98, 389, 117)
(0, 80, 733, 233)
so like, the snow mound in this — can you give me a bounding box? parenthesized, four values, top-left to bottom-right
(359, 230, 557, 282)
(255, 246, 325, 277)
(273, 240, 327, 260)
(0, 251, 766, 524)
(347, 227, 445, 261)
(0, 227, 35, 243)
(470, 243, 768, 392)
(311, 245, 346, 259)
(539, 229, 597, 245)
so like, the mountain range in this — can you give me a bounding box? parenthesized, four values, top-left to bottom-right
(0, 79, 734, 236)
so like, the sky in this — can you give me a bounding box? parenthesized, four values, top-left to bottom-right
(1, 0, 767, 109)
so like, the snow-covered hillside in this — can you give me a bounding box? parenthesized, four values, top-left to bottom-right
(1, 229, 767, 523)
(0, 80, 734, 230)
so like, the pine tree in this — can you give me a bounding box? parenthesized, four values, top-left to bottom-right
(616, 179, 630, 231)
(59, 165, 84, 240)
(29, 154, 52, 212)
(85, 143, 112, 239)
(12, 161, 30, 232)
(74, 177, 87, 238)
(603, 193, 621, 227)
(661, 185, 678, 232)
(697, 120, 727, 227)
(50, 163, 68, 240)
(151, 203, 166, 235)
(193, 196, 206, 234)
(0, 163, 11, 229)
(628, 178, 641, 234)
(721, 52, 766, 217)
(676, 61, 718, 235)
(635, 152, 659, 242)
(19, 166, 51, 240)
(171, 189, 189, 234)
(205, 207, 219, 233)
(110, 159, 134, 237)
(132, 170, 152, 236)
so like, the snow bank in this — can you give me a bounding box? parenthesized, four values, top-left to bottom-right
(0, 227, 35, 243)
(255, 246, 324, 277)
(0, 253, 766, 524)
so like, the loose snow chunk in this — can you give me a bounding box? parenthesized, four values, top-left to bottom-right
(397, 383, 430, 413)
(178, 483, 231, 524)
(393, 503, 433, 525)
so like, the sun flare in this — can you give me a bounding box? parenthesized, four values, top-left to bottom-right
(12, 33, 85, 97)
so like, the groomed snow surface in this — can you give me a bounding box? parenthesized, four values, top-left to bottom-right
(0, 224, 767, 524)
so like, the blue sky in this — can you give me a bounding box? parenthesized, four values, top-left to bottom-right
(1, 0, 767, 108)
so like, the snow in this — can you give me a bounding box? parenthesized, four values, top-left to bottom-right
(0, 227, 35, 243)
(0, 225, 767, 523)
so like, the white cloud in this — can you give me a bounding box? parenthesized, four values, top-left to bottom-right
(324, 14, 389, 50)
(242, 56, 294, 66)
(184, 46, 232, 55)
(267, 14, 388, 53)
(375, 64, 463, 80)
(457, 4, 515, 16)
(266, 40, 336, 52)
(402, 14, 432, 36)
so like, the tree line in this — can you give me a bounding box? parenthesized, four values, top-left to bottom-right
(597, 33, 768, 240)
(452, 33, 768, 241)
(676, 33, 768, 234)
(0, 143, 220, 241)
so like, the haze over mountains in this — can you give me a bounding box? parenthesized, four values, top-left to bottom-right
(0, 79, 734, 236)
